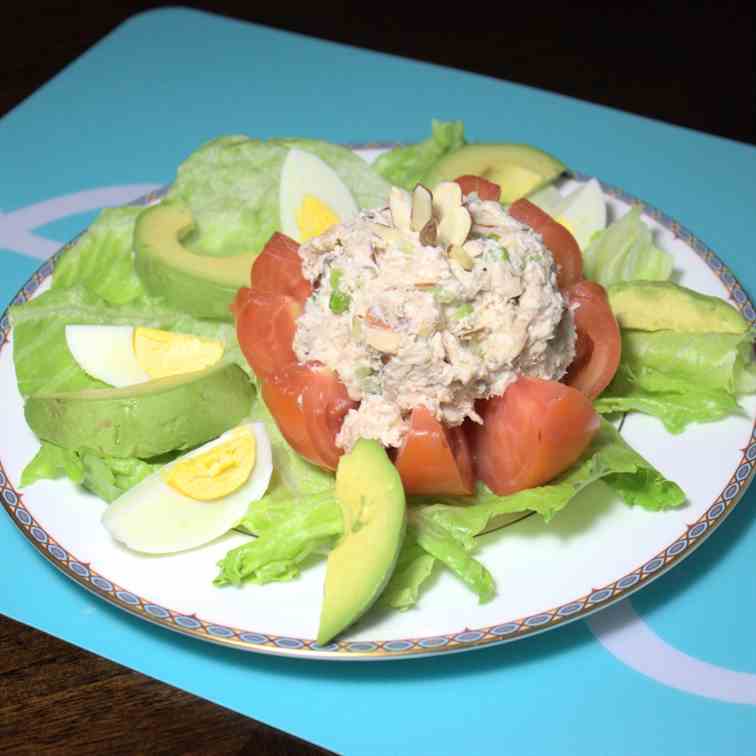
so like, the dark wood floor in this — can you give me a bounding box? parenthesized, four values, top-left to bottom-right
(0, 3, 753, 755)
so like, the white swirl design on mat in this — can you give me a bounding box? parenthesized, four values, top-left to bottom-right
(588, 600, 756, 704)
(0, 185, 161, 258)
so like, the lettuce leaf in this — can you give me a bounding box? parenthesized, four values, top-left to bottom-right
(166, 135, 390, 257)
(412, 419, 684, 530)
(594, 330, 754, 432)
(373, 120, 465, 190)
(10, 286, 242, 397)
(583, 206, 673, 286)
(20, 441, 159, 502)
(216, 420, 684, 608)
(378, 531, 436, 610)
(52, 206, 146, 305)
(21, 442, 85, 487)
(215, 489, 342, 586)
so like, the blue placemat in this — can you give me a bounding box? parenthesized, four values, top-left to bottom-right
(2, 9, 755, 755)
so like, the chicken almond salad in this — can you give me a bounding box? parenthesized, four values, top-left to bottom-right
(295, 186, 576, 450)
(10, 121, 756, 644)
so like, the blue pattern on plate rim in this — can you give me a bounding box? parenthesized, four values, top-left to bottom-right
(1, 173, 755, 660)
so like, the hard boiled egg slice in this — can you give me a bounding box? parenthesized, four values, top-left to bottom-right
(279, 148, 359, 243)
(65, 325, 224, 388)
(102, 422, 273, 554)
(551, 178, 606, 250)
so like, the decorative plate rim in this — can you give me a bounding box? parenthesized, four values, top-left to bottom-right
(1, 171, 754, 661)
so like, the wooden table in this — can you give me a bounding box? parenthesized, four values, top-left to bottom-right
(1, 3, 753, 754)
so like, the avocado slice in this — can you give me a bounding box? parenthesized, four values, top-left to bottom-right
(317, 439, 406, 645)
(134, 203, 256, 321)
(607, 281, 749, 334)
(25, 363, 254, 458)
(423, 143, 567, 203)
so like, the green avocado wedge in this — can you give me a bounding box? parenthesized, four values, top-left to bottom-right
(607, 280, 749, 334)
(134, 203, 255, 321)
(24, 363, 254, 459)
(317, 440, 406, 646)
(423, 143, 567, 203)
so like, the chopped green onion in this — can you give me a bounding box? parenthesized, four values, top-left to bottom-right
(432, 287, 457, 304)
(500, 248, 510, 262)
(453, 303, 473, 319)
(329, 291, 351, 314)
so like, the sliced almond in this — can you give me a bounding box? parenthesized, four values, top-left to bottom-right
(419, 218, 438, 246)
(410, 184, 433, 232)
(370, 223, 403, 245)
(389, 187, 412, 232)
(462, 239, 482, 257)
(432, 181, 463, 219)
(437, 205, 472, 249)
(448, 244, 474, 271)
(364, 327, 401, 354)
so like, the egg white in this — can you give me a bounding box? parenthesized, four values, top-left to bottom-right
(279, 148, 358, 242)
(553, 178, 606, 250)
(101, 422, 273, 554)
(66, 325, 151, 388)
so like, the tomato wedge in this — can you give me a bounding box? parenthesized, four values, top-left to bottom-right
(233, 288, 302, 380)
(564, 280, 621, 399)
(470, 377, 599, 496)
(393, 406, 475, 496)
(261, 365, 325, 468)
(249, 232, 312, 303)
(261, 364, 356, 471)
(454, 175, 502, 202)
(301, 366, 358, 471)
(508, 198, 583, 288)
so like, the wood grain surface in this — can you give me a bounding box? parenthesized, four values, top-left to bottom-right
(0, 2, 753, 755)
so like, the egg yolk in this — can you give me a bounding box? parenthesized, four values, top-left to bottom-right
(296, 195, 340, 242)
(133, 328, 224, 379)
(163, 427, 256, 501)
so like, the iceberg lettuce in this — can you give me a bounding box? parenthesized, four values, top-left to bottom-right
(583, 206, 673, 286)
(166, 135, 390, 257)
(372, 120, 465, 190)
(594, 330, 755, 432)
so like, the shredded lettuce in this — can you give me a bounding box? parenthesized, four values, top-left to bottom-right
(595, 330, 754, 432)
(583, 206, 673, 286)
(373, 120, 465, 190)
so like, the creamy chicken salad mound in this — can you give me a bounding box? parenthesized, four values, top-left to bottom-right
(293, 182, 577, 451)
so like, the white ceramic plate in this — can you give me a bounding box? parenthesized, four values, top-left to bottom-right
(2, 149, 755, 660)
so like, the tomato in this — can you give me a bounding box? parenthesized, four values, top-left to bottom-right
(393, 406, 475, 496)
(261, 364, 356, 471)
(261, 365, 325, 468)
(508, 198, 583, 288)
(564, 280, 621, 399)
(249, 232, 312, 303)
(470, 376, 599, 496)
(302, 366, 358, 470)
(233, 288, 302, 380)
(454, 175, 502, 202)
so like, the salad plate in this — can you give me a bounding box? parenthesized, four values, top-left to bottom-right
(1, 147, 755, 660)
